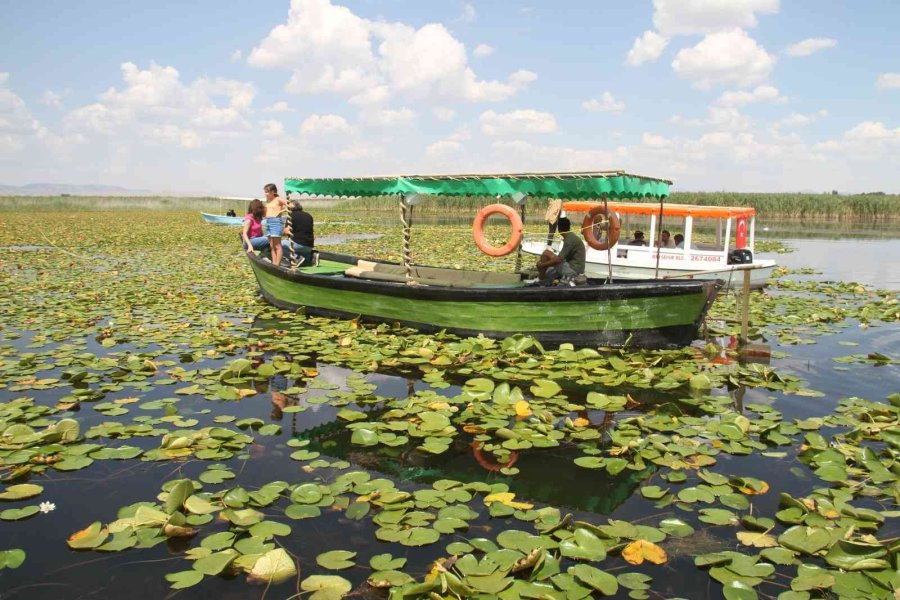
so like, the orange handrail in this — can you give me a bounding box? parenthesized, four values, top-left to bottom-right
(563, 201, 756, 219)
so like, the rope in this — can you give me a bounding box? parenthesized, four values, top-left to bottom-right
(514, 203, 526, 272)
(284, 204, 298, 270)
(400, 199, 414, 284)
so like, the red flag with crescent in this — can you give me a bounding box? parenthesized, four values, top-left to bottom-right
(735, 217, 748, 249)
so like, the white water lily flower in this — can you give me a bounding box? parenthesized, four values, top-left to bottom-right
(39, 501, 56, 513)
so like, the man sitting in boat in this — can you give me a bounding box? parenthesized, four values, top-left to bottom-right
(655, 230, 676, 248)
(283, 200, 316, 266)
(674, 233, 684, 249)
(628, 230, 648, 246)
(536, 217, 586, 285)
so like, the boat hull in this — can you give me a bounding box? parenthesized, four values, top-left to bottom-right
(201, 212, 244, 226)
(522, 240, 775, 290)
(247, 251, 718, 349)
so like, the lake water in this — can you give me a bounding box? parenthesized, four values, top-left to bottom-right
(0, 222, 897, 600)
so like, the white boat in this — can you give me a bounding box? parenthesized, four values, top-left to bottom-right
(522, 201, 777, 289)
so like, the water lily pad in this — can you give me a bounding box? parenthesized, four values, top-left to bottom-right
(301, 574, 352, 600)
(316, 550, 356, 570)
(0, 483, 43, 501)
(248, 548, 296, 584)
(570, 564, 618, 595)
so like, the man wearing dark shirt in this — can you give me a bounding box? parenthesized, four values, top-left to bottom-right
(283, 200, 315, 265)
(536, 217, 586, 285)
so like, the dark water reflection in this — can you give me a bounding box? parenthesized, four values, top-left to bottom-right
(1, 233, 898, 599)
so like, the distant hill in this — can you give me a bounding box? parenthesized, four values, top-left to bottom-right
(0, 183, 154, 196)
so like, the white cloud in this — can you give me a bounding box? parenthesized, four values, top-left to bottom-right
(642, 133, 673, 148)
(653, 0, 779, 36)
(480, 109, 558, 136)
(299, 113, 352, 135)
(432, 107, 456, 121)
(426, 127, 470, 158)
(672, 29, 775, 89)
(338, 141, 382, 160)
(260, 119, 285, 137)
(263, 101, 295, 112)
(582, 92, 625, 113)
(785, 38, 836, 57)
(715, 84, 785, 107)
(844, 121, 900, 141)
(489, 140, 619, 172)
(626, 30, 669, 66)
(362, 107, 416, 126)
(460, 3, 476, 22)
(39, 90, 64, 109)
(876, 73, 900, 90)
(473, 43, 494, 58)
(774, 109, 827, 128)
(64, 62, 256, 148)
(231, 49, 243, 62)
(248, 0, 534, 105)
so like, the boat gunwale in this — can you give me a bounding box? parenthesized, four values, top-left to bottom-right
(247, 250, 719, 303)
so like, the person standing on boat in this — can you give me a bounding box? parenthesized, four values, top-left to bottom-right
(241, 199, 268, 252)
(283, 199, 315, 265)
(263, 183, 287, 265)
(536, 217, 585, 285)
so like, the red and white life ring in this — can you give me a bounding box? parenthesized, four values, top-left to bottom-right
(582, 205, 621, 251)
(472, 204, 524, 257)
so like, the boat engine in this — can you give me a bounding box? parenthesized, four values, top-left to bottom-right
(727, 248, 753, 264)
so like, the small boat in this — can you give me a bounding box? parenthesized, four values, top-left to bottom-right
(523, 201, 776, 289)
(200, 212, 243, 226)
(246, 171, 720, 349)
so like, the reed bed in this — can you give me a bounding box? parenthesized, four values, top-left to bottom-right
(1, 191, 897, 219)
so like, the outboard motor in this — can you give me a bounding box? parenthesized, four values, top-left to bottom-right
(728, 248, 753, 265)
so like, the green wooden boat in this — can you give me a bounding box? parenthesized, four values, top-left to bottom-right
(247, 171, 720, 349)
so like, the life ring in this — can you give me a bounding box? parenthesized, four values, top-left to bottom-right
(470, 441, 519, 473)
(473, 204, 524, 257)
(582, 205, 621, 251)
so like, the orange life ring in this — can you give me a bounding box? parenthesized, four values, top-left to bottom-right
(470, 441, 519, 473)
(582, 205, 621, 251)
(473, 204, 524, 257)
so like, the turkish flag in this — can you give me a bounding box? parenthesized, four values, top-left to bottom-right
(735, 217, 748, 249)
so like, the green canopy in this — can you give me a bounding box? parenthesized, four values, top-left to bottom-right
(284, 171, 670, 199)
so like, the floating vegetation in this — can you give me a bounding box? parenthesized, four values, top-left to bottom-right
(0, 211, 897, 598)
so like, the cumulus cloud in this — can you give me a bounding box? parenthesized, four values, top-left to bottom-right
(432, 107, 456, 121)
(39, 90, 64, 109)
(653, 0, 779, 36)
(626, 30, 669, 66)
(774, 109, 827, 128)
(488, 140, 619, 172)
(361, 107, 416, 127)
(263, 101, 295, 112)
(626, 1, 777, 66)
(715, 84, 785, 107)
(784, 38, 837, 56)
(876, 73, 900, 90)
(582, 92, 625, 113)
(0, 74, 80, 156)
(299, 113, 352, 135)
(247, 0, 534, 105)
(784, 38, 837, 57)
(260, 119, 285, 137)
(64, 62, 256, 148)
(473, 43, 494, 58)
(672, 29, 775, 89)
(480, 109, 558, 136)
(426, 126, 471, 158)
(844, 121, 900, 141)
(460, 3, 476, 22)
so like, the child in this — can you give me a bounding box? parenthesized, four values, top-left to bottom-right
(263, 183, 287, 265)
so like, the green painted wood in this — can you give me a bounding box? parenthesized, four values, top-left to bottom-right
(251, 264, 706, 334)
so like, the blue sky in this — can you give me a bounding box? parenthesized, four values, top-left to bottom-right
(1, 0, 898, 195)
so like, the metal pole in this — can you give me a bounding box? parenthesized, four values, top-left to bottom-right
(740, 269, 751, 344)
(515, 203, 526, 273)
(603, 194, 613, 283)
(654, 196, 664, 279)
